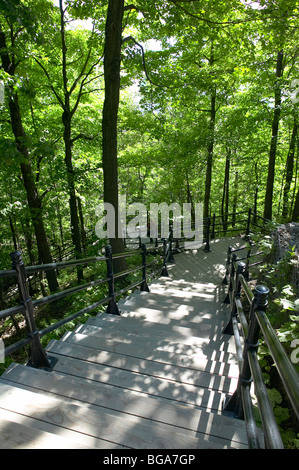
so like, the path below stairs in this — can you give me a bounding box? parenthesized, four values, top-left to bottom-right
(0, 237, 262, 449)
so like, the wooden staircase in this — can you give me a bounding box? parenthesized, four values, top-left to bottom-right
(0, 237, 263, 449)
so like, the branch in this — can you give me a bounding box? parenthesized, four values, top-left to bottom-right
(70, 54, 104, 116)
(168, 0, 262, 26)
(40, 187, 52, 201)
(33, 57, 65, 110)
(122, 36, 182, 89)
(123, 4, 143, 12)
(71, 132, 100, 144)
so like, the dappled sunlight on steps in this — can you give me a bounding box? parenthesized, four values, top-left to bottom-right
(0, 237, 264, 449)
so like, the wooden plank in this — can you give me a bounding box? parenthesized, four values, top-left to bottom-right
(0, 410, 91, 449)
(79, 315, 228, 343)
(0, 381, 244, 449)
(60, 324, 238, 363)
(60, 331, 237, 391)
(58, 332, 238, 394)
(117, 290, 229, 317)
(51, 325, 238, 375)
(46, 342, 236, 408)
(2, 363, 249, 447)
(0, 407, 117, 449)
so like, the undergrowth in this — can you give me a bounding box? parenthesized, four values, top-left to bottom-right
(0, 243, 162, 376)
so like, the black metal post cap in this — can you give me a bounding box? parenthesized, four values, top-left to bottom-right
(237, 261, 246, 270)
(255, 285, 270, 295)
(254, 285, 270, 307)
(10, 250, 23, 267)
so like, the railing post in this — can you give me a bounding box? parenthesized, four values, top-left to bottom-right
(222, 246, 232, 285)
(211, 214, 216, 240)
(161, 239, 169, 277)
(10, 251, 54, 370)
(244, 247, 252, 281)
(204, 217, 211, 252)
(223, 252, 237, 304)
(223, 284, 269, 419)
(167, 226, 175, 262)
(140, 243, 150, 292)
(223, 261, 246, 335)
(245, 208, 252, 238)
(105, 245, 120, 315)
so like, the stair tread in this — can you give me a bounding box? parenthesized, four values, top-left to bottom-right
(46, 346, 230, 410)
(78, 317, 233, 346)
(2, 364, 249, 439)
(0, 380, 246, 449)
(0, 412, 92, 449)
(49, 334, 238, 394)
(66, 320, 237, 355)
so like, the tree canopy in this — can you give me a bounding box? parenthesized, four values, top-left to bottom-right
(1, 0, 299, 274)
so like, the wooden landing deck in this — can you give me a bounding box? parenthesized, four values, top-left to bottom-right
(0, 237, 261, 449)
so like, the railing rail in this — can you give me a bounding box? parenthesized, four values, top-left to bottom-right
(223, 251, 299, 449)
(0, 208, 275, 399)
(0, 243, 164, 368)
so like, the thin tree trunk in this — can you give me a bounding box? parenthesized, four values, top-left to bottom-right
(9, 216, 18, 251)
(0, 28, 58, 292)
(186, 173, 195, 223)
(102, 0, 126, 271)
(282, 117, 297, 220)
(204, 89, 216, 220)
(232, 171, 238, 227)
(253, 162, 259, 224)
(77, 196, 87, 251)
(59, 1, 83, 281)
(264, 49, 284, 220)
(221, 150, 230, 232)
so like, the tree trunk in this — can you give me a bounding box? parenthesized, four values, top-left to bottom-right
(186, 173, 195, 223)
(264, 49, 284, 220)
(9, 216, 18, 251)
(0, 28, 58, 292)
(253, 162, 259, 224)
(77, 196, 87, 251)
(232, 171, 238, 227)
(62, 109, 83, 281)
(221, 150, 230, 232)
(59, 2, 83, 282)
(282, 117, 297, 220)
(204, 89, 216, 220)
(102, 0, 126, 272)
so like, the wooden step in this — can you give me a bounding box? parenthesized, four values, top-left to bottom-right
(46, 344, 229, 410)
(51, 323, 238, 375)
(55, 333, 238, 394)
(74, 317, 239, 377)
(85, 312, 231, 343)
(94, 313, 230, 340)
(117, 297, 230, 328)
(1, 363, 249, 448)
(0, 380, 246, 449)
(117, 298, 231, 328)
(61, 325, 238, 364)
(0, 408, 92, 449)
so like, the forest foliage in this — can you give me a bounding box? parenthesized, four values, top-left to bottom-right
(0, 0, 299, 274)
